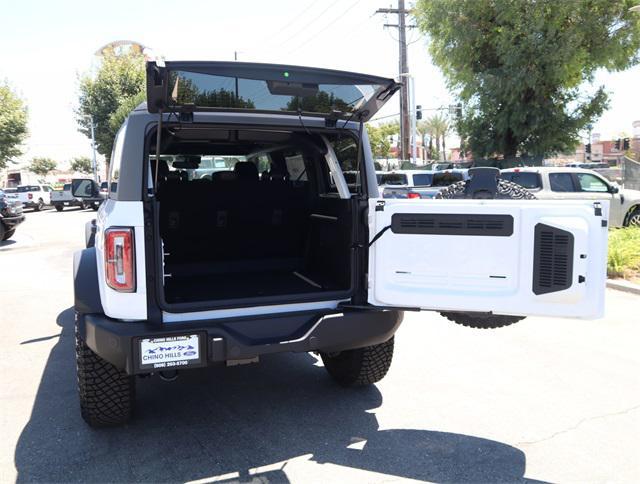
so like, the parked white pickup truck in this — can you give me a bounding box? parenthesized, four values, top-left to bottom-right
(16, 184, 53, 211)
(51, 183, 87, 211)
(501, 167, 640, 227)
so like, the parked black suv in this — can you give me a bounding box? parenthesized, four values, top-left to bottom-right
(0, 189, 25, 241)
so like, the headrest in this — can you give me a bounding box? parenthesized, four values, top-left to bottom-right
(158, 159, 170, 177)
(234, 162, 259, 181)
(268, 165, 289, 181)
(211, 170, 237, 182)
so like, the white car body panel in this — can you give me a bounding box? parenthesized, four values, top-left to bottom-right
(95, 199, 147, 320)
(16, 184, 52, 205)
(368, 199, 608, 319)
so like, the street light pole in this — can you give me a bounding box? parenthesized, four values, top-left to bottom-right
(90, 116, 98, 182)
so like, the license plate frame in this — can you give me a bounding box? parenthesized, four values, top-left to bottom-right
(133, 332, 207, 373)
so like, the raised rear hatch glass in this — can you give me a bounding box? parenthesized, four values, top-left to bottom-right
(146, 61, 400, 121)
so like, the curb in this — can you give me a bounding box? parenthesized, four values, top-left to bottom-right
(606, 279, 640, 296)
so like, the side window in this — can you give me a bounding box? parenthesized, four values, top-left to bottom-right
(549, 173, 576, 192)
(412, 174, 433, 186)
(576, 173, 609, 192)
(43, 186, 50, 192)
(109, 121, 127, 195)
(284, 154, 307, 181)
(327, 136, 360, 195)
(256, 155, 272, 179)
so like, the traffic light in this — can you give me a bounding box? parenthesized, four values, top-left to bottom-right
(416, 105, 422, 120)
(623, 138, 630, 150)
(614, 139, 621, 150)
(585, 143, 591, 154)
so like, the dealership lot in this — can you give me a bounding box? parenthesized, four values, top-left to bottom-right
(1, 209, 639, 483)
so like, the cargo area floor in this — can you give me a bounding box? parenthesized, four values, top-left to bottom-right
(163, 270, 326, 304)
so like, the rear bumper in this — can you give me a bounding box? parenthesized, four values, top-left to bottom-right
(53, 199, 84, 206)
(76, 309, 403, 375)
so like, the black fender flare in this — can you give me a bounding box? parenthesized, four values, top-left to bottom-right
(73, 247, 104, 314)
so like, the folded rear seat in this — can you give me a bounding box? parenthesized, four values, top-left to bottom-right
(159, 163, 310, 269)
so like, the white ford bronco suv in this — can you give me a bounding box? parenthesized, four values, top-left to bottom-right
(72, 60, 609, 427)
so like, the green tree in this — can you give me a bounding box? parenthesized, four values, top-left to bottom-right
(109, 91, 146, 135)
(285, 91, 348, 113)
(366, 124, 391, 159)
(28, 157, 57, 176)
(415, 0, 640, 159)
(70, 156, 93, 174)
(0, 82, 28, 169)
(366, 121, 400, 159)
(76, 52, 145, 169)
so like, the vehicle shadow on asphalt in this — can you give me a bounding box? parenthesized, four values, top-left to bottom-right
(14, 308, 544, 483)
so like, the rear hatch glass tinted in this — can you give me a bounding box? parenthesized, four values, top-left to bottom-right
(147, 61, 399, 121)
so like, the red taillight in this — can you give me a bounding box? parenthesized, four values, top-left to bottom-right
(105, 228, 135, 292)
(407, 192, 421, 199)
(28, 193, 33, 199)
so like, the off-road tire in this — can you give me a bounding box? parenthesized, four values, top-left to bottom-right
(2, 228, 16, 241)
(55, 205, 64, 212)
(34, 199, 44, 211)
(320, 337, 394, 387)
(436, 178, 538, 200)
(76, 325, 135, 427)
(439, 311, 525, 329)
(436, 177, 534, 329)
(626, 208, 640, 227)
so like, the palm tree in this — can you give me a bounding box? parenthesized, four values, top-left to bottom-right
(419, 114, 449, 161)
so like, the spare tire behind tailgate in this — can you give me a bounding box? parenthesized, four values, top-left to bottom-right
(435, 169, 536, 329)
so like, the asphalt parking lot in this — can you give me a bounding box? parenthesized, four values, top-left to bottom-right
(1, 208, 639, 483)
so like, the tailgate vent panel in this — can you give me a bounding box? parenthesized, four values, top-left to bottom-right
(533, 224, 574, 295)
(391, 213, 513, 236)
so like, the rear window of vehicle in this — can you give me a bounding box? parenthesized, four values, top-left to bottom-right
(500, 172, 542, 189)
(431, 172, 463, 187)
(379, 174, 407, 185)
(169, 70, 384, 116)
(17, 186, 40, 192)
(411, 173, 433, 186)
(549, 173, 576, 192)
(63, 184, 71, 190)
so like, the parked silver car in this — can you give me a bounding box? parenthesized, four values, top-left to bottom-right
(501, 167, 640, 227)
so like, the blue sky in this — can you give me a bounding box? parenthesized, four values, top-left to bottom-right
(1, 0, 639, 166)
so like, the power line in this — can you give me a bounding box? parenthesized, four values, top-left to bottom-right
(271, 0, 318, 38)
(271, 0, 344, 50)
(286, 0, 364, 56)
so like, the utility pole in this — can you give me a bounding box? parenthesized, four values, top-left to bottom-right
(375, 0, 414, 162)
